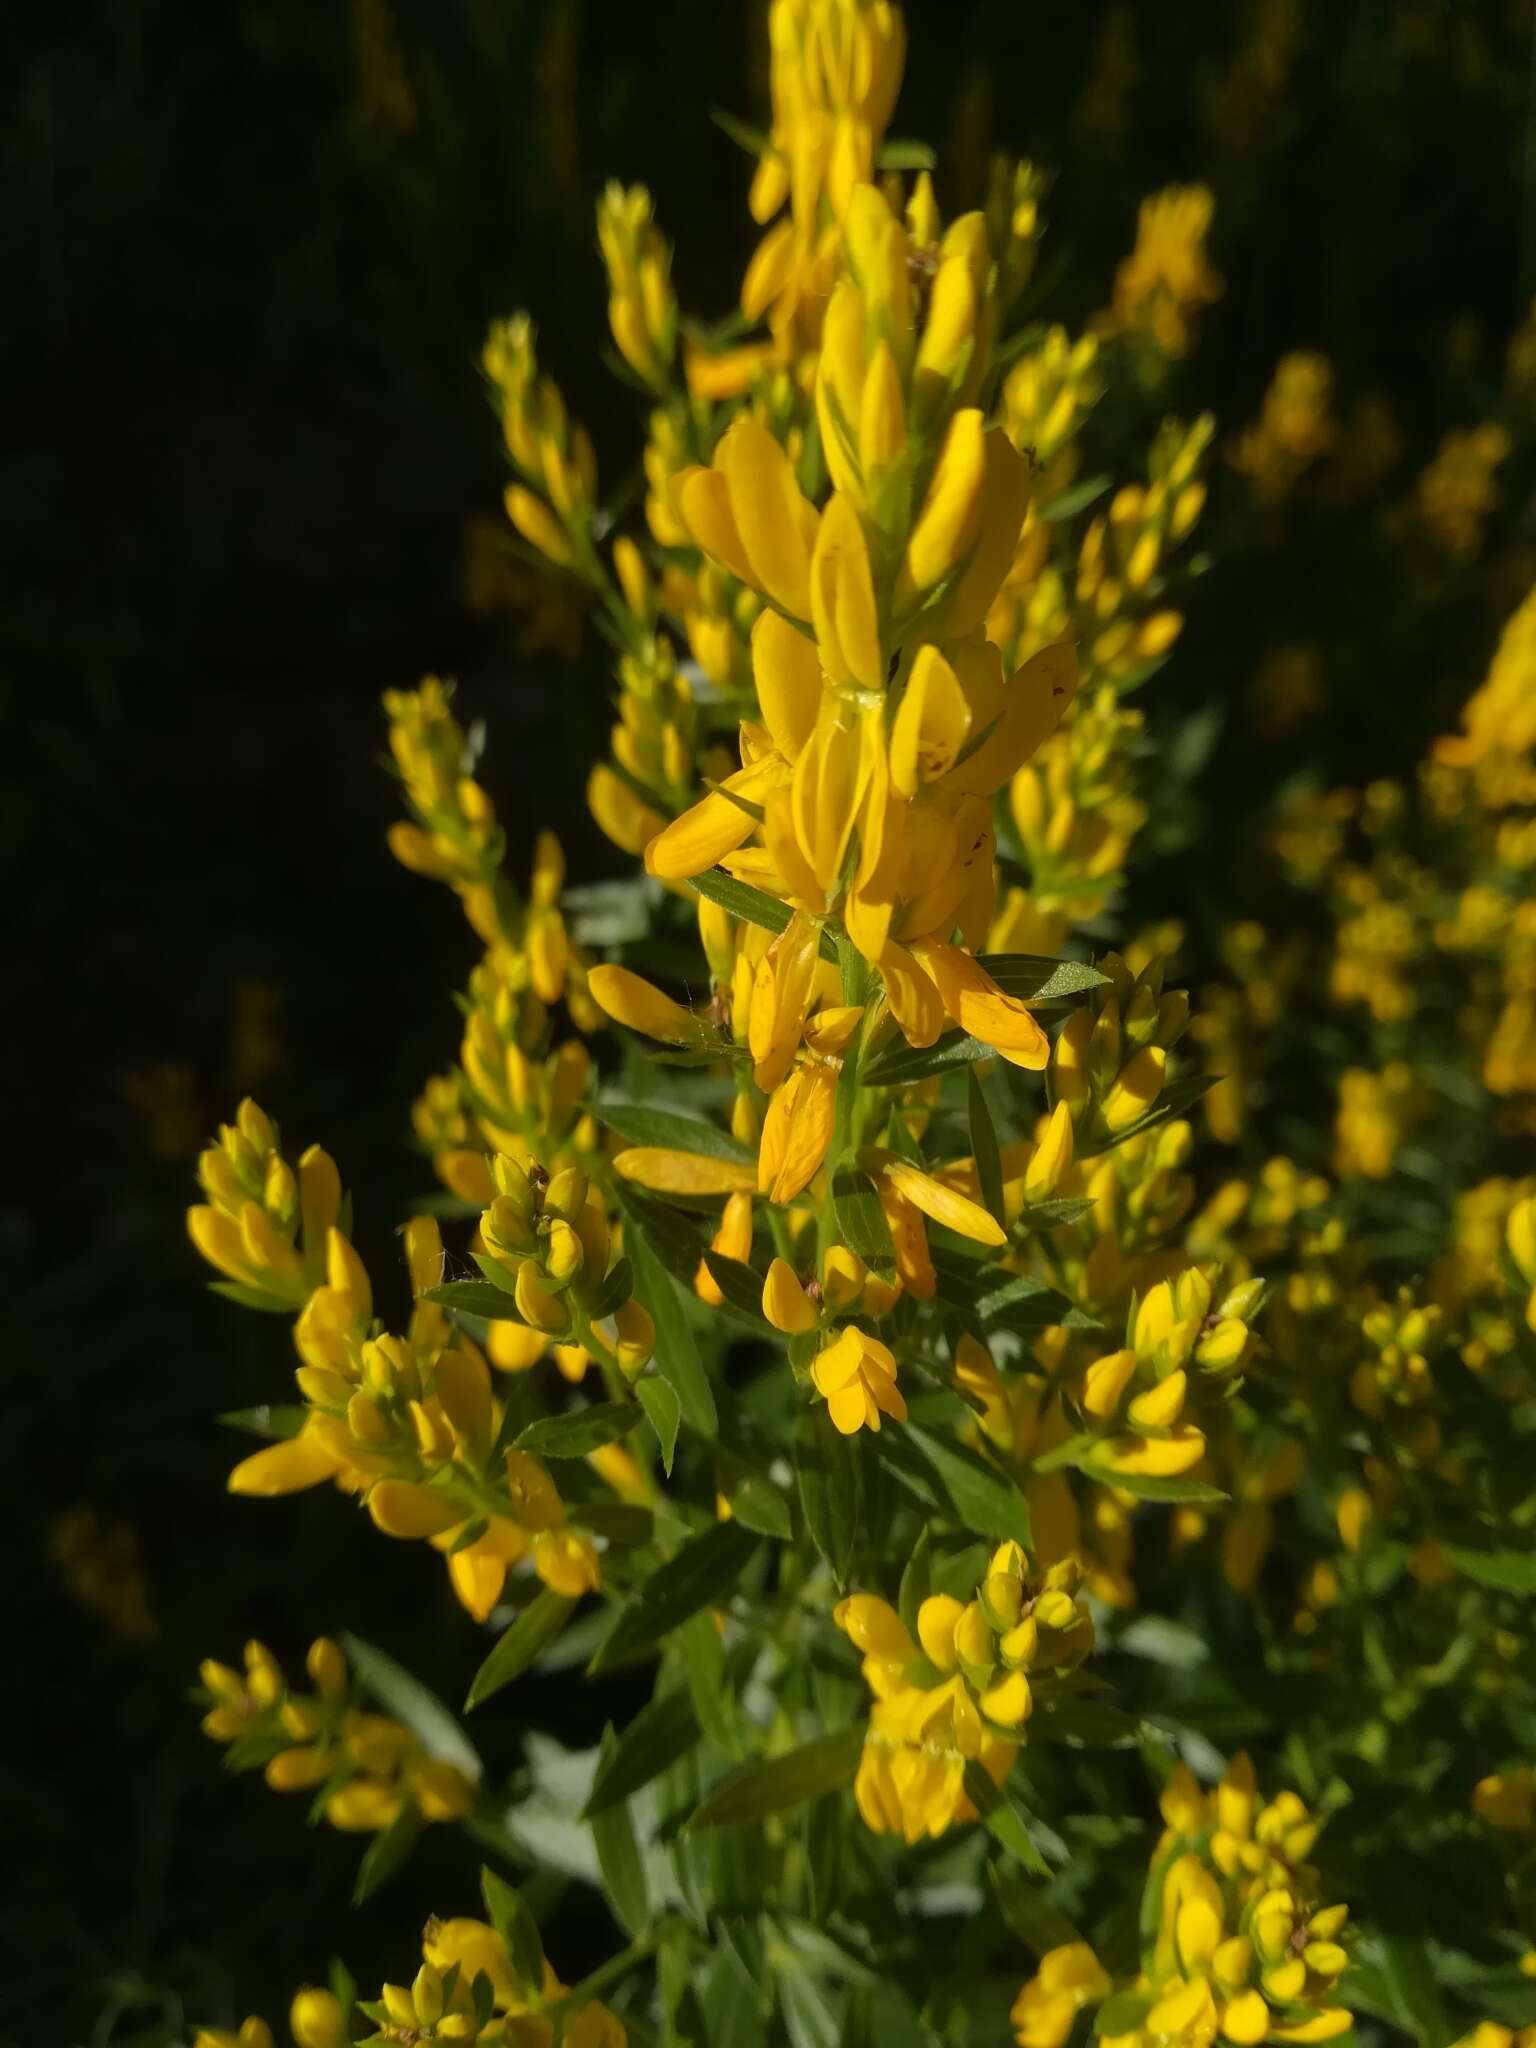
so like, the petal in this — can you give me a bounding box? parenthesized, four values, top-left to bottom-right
(228, 1430, 342, 1497)
(883, 1157, 1007, 1248)
(753, 610, 822, 761)
(615, 1148, 758, 1196)
(718, 419, 818, 618)
(677, 464, 754, 584)
(891, 645, 971, 797)
(912, 938, 1050, 1069)
(943, 640, 1079, 798)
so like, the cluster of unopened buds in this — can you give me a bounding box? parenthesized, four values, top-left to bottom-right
(1013, 1756, 1351, 2048)
(477, 1154, 654, 1373)
(1073, 1266, 1262, 1480)
(197, 1637, 474, 1833)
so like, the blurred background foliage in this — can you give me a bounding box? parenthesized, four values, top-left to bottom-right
(8, 0, 1535, 2040)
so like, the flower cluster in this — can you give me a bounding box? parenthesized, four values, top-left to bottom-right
(1013, 1758, 1350, 2048)
(837, 1541, 1093, 1840)
(171, 4, 1536, 2044)
(197, 1637, 475, 1832)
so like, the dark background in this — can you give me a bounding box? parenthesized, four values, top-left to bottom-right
(6, 1, 1530, 2039)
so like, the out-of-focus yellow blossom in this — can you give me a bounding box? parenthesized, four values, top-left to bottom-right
(837, 1542, 1092, 1841)
(484, 313, 598, 572)
(49, 1506, 156, 1641)
(1198, 0, 1299, 156)
(194, 2021, 274, 2048)
(122, 1059, 205, 1159)
(198, 1637, 476, 1833)
(1414, 423, 1512, 557)
(597, 182, 676, 392)
(1014, 1756, 1351, 2048)
(289, 1988, 350, 2048)
(743, 0, 906, 341)
(1473, 1767, 1536, 1833)
(1333, 1063, 1419, 1180)
(1105, 186, 1222, 358)
(1230, 352, 1337, 501)
(1248, 645, 1323, 738)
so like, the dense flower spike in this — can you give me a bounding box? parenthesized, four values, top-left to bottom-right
(173, 5, 1536, 2041)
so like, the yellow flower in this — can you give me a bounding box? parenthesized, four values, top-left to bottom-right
(811, 1325, 907, 1434)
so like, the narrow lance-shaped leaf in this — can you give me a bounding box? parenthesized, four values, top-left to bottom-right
(465, 1591, 576, 1712)
(686, 1726, 866, 1831)
(627, 1222, 718, 1438)
(514, 1402, 638, 1458)
(968, 1064, 1007, 1229)
(341, 1633, 482, 1780)
(591, 1727, 650, 1937)
(795, 1402, 862, 1589)
(589, 1520, 760, 1673)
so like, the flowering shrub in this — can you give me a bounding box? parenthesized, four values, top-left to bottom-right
(176, 5, 1536, 2045)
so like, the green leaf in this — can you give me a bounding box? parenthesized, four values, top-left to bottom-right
(1078, 1465, 1229, 1505)
(968, 1066, 1006, 1230)
(584, 1681, 705, 1817)
(481, 1869, 544, 1997)
(1014, 1195, 1098, 1230)
(702, 1250, 771, 1323)
(679, 1607, 739, 1750)
(589, 1521, 760, 1673)
(1370, 1933, 1453, 2048)
(208, 1280, 294, 1314)
(1094, 1993, 1154, 2037)
(569, 1501, 655, 1547)
(727, 1469, 793, 1540)
(989, 1861, 1084, 1957)
(514, 1402, 637, 1458)
(1445, 1545, 1536, 1593)
(830, 1159, 895, 1268)
(614, 1183, 709, 1288)
(636, 1375, 681, 1475)
(973, 1272, 1078, 1329)
(686, 1727, 865, 1831)
(903, 1424, 1032, 1547)
(352, 1800, 423, 1904)
(692, 867, 838, 959)
(465, 1591, 576, 1710)
(628, 1224, 718, 1438)
(1037, 473, 1113, 524)
(977, 954, 1108, 1001)
(709, 105, 769, 155)
(591, 1728, 650, 1937)
(795, 1403, 862, 1588)
(861, 1030, 991, 1085)
(898, 1525, 932, 1637)
(587, 1256, 635, 1321)
(962, 1763, 1050, 1875)
(341, 1634, 482, 1781)
(423, 1279, 528, 1321)
(218, 1403, 306, 1440)
(471, 1251, 524, 1296)
(597, 1099, 755, 1164)
(876, 137, 937, 170)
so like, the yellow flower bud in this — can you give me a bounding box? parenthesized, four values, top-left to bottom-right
(290, 1989, 349, 2048)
